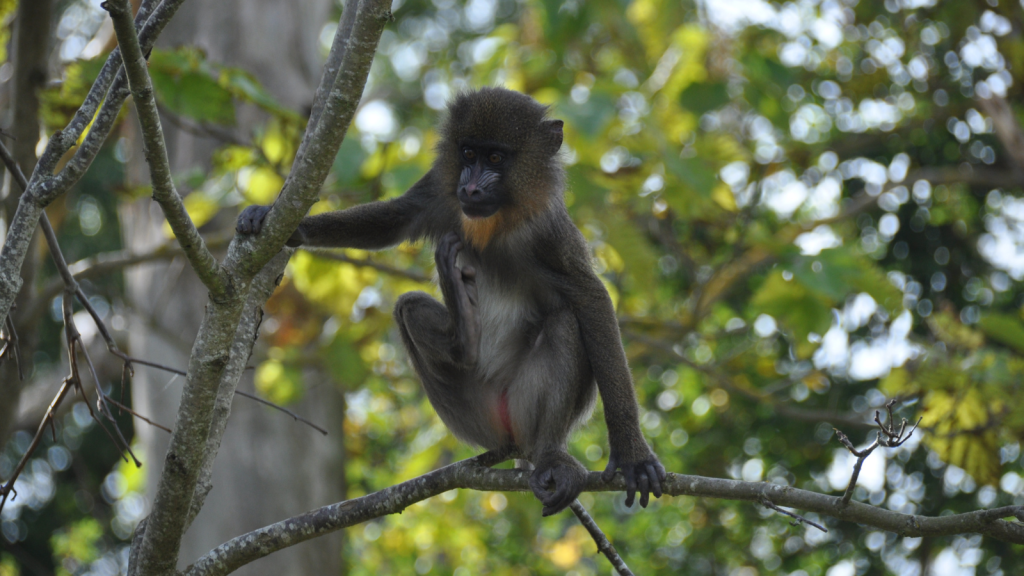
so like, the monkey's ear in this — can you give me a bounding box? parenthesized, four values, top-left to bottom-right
(543, 119, 564, 154)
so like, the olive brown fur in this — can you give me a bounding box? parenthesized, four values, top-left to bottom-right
(237, 87, 666, 516)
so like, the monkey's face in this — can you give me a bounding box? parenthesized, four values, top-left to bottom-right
(456, 141, 508, 219)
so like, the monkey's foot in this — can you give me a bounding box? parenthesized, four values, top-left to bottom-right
(236, 205, 272, 235)
(602, 449, 666, 508)
(529, 453, 587, 516)
(436, 232, 480, 365)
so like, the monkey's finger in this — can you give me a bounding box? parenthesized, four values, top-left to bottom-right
(638, 473, 650, 508)
(449, 239, 462, 264)
(623, 468, 637, 507)
(646, 463, 663, 498)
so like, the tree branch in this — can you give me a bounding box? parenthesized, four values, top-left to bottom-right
(106, 0, 228, 298)
(131, 2, 392, 574)
(184, 250, 293, 531)
(568, 499, 634, 576)
(182, 455, 1024, 576)
(0, 0, 188, 330)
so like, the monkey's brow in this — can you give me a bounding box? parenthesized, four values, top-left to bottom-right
(459, 137, 512, 152)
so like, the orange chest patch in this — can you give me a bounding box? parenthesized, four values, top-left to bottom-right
(461, 214, 503, 250)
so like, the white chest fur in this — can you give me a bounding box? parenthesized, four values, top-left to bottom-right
(472, 270, 538, 383)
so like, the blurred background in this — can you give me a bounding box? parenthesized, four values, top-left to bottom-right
(1, 0, 1023, 574)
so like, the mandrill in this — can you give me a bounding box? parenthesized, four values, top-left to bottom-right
(238, 87, 665, 516)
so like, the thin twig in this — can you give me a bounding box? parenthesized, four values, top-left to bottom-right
(0, 379, 74, 513)
(569, 499, 634, 576)
(2, 314, 22, 379)
(836, 399, 919, 506)
(760, 495, 827, 533)
(111, 351, 328, 435)
(105, 396, 173, 433)
(232, 390, 328, 436)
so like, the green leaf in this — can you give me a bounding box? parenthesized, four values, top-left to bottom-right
(665, 155, 718, 197)
(149, 50, 236, 125)
(679, 81, 730, 116)
(788, 247, 902, 314)
(750, 271, 833, 344)
(218, 68, 302, 121)
(322, 333, 369, 385)
(978, 314, 1024, 355)
(558, 93, 617, 138)
(600, 212, 659, 291)
(333, 136, 367, 186)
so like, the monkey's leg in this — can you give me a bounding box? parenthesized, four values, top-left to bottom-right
(434, 232, 480, 366)
(510, 309, 596, 516)
(394, 291, 505, 449)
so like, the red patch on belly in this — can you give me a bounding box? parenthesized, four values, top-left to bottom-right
(498, 389, 515, 443)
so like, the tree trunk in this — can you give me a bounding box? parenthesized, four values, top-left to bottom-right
(122, 1, 346, 574)
(0, 0, 55, 448)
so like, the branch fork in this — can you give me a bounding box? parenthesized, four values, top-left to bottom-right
(835, 399, 921, 507)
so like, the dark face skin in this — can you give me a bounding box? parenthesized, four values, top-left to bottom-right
(457, 140, 509, 218)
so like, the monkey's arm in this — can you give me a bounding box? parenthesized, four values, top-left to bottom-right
(539, 218, 666, 508)
(237, 172, 450, 249)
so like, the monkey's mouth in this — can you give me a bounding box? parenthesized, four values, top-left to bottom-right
(460, 202, 500, 219)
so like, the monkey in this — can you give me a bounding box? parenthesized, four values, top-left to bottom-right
(237, 87, 665, 516)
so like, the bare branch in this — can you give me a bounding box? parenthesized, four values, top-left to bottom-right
(185, 250, 294, 530)
(105, 0, 228, 297)
(0, 379, 73, 513)
(183, 454, 1024, 576)
(232, 389, 328, 436)
(29, 232, 234, 325)
(132, 4, 392, 571)
(760, 494, 827, 533)
(569, 500, 634, 576)
(105, 396, 173, 434)
(836, 399, 920, 506)
(0, 0, 189, 330)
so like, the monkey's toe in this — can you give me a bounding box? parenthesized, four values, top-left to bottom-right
(529, 461, 585, 516)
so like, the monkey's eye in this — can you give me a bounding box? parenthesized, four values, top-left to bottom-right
(462, 148, 476, 161)
(488, 152, 503, 164)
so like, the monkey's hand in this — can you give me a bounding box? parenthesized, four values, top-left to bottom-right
(236, 205, 303, 246)
(602, 444, 666, 509)
(435, 232, 480, 366)
(529, 451, 587, 517)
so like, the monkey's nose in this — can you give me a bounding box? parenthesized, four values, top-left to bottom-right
(462, 183, 479, 197)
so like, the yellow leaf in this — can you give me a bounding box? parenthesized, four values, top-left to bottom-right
(711, 183, 737, 211)
(920, 390, 1001, 485)
(255, 358, 303, 405)
(216, 145, 258, 171)
(242, 166, 285, 204)
(162, 193, 219, 237)
(879, 367, 911, 397)
(261, 128, 287, 164)
(548, 540, 581, 569)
